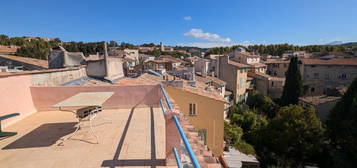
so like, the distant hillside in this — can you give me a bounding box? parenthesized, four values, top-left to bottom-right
(326, 41, 344, 45)
(340, 42, 357, 47)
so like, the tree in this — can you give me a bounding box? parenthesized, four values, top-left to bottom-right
(327, 77, 357, 168)
(224, 121, 256, 155)
(280, 56, 303, 106)
(256, 105, 325, 167)
(246, 91, 279, 118)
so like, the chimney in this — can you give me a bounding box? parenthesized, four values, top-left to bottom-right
(160, 42, 164, 51)
(104, 42, 109, 78)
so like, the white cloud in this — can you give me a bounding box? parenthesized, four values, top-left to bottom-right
(177, 42, 234, 48)
(183, 16, 192, 21)
(184, 29, 231, 43)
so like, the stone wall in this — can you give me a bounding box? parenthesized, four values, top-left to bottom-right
(48, 50, 65, 69)
(31, 67, 87, 86)
(301, 64, 357, 95)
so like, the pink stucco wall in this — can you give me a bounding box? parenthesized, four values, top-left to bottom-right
(0, 75, 37, 128)
(30, 85, 162, 111)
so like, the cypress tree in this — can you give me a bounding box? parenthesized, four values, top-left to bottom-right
(280, 56, 303, 106)
(327, 77, 357, 167)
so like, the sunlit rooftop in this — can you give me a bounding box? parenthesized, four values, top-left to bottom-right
(0, 107, 172, 168)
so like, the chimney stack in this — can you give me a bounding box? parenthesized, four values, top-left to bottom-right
(104, 42, 109, 78)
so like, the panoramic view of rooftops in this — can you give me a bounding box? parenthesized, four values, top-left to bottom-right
(0, 0, 356, 168)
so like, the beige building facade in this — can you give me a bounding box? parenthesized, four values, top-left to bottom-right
(165, 86, 225, 156)
(218, 56, 250, 103)
(263, 59, 289, 78)
(254, 72, 285, 99)
(300, 58, 357, 96)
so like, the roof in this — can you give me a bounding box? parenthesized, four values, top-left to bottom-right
(197, 58, 210, 62)
(223, 147, 259, 168)
(228, 60, 250, 68)
(0, 66, 83, 78)
(115, 74, 161, 86)
(123, 73, 227, 103)
(224, 90, 233, 96)
(0, 45, 18, 53)
(146, 59, 168, 64)
(60, 76, 112, 86)
(0, 54, 48, 68)
(263, 59, 289, 64)
(255, 72, 285, 81)
(302, 58, 357, 66)
(195, 73, 227, 86)
(249, 62, 267, 68)
(299, 95, 341, 105)
(184, 56, 200, 61)
(67, 52, 84, 58)
(235, 51, 260, 58)
(159, 55, 184, 63)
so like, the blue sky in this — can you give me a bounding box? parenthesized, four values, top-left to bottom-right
(1, 0, 357, 47)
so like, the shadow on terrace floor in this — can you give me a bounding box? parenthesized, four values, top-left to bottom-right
(2, 122, 77, 149)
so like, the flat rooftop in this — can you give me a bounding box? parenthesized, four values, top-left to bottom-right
(0, 107, 175, 168)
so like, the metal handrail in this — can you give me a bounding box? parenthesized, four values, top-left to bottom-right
(161, 84, 200, 168)
(160, 99, 166, 115)
(173, 147, 183, 168)
(160, 84, 173, 110)
(173, 115, 201, 168)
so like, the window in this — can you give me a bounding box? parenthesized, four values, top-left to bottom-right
(239, 78, 244, 89)
(311, 87, 315, 92)
(313, 73, 319, 79)
(198, 129, 207, 145)
(271, 81, 274, 87)
(341, 73, 347, 79)
(189, 103, 197, 116)
(324, 74, 329, 80)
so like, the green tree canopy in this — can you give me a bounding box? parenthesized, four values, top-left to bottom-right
(280, 56, 304, 106)
(327, 77, 357, 167)
(256, 105, 325, 167)
(246, 91, 279, 118)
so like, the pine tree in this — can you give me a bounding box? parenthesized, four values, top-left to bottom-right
(327, 77, 357, 167)
(280, 56, 304, 106)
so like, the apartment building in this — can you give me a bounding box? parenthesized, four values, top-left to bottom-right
(299, 95, 340, 121)
(218, 55, 250, 103)
(263, 58, 289, 78)
(253, 72, 285, 99)
(231, 50, 267, 74)
(194, 58, 211, 77)
(300, 58, 357, 96)
(282, 50, 311, 59)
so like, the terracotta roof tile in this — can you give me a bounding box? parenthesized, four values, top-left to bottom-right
(120, 73, 227, 103)
(0, 54, 48, 68)
(302, 58, 357, 66)
(228, 60, 250, 68)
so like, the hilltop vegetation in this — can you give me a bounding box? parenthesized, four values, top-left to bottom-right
(206, 43, 356, 56)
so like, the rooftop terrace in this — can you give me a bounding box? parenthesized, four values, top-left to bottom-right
(0, 71, 220, 167)
(0, 107, 169, 168)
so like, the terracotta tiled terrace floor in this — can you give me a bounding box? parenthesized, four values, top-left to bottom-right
(0, 107, 175, 168)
